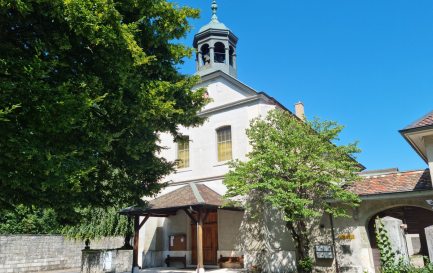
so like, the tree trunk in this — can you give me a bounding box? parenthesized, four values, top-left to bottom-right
(286, 221, 312, 273)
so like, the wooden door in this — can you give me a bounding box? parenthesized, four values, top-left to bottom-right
(191, 211, 218, 265)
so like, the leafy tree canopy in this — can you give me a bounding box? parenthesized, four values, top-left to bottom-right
(0, 205, 61, 234)
(224, 109, 361, 273)
(0, 0, 207, 224)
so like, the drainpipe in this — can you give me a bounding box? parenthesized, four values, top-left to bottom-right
(329, 213, 340, 273)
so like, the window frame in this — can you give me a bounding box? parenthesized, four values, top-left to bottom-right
(216, 125, 233, 162)
(175, 135, 190, 169)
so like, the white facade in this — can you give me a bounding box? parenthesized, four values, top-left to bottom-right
(158, 72, 278, 190)
(138, 69, 298, 270)
(136, 3, 302, 268)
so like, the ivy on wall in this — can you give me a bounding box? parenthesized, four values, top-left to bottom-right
(375, 216, 395, 268)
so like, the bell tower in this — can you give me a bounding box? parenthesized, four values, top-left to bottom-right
(193, 0, 238, 78)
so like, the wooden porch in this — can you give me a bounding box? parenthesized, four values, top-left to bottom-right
(120, 183, 242, 272)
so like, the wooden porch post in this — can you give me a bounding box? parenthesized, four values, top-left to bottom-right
(133, 215, 140, 269)
(196, 208, 206, 273)
(132, 215, 150, 272)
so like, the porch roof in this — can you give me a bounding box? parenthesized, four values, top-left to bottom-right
(120, 183, 233, 217)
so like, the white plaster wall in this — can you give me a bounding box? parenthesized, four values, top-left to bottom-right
(159, 99, 276, 184)
(197, 180, 225, 196)
(142, 212, 191, 267)
(218, 210, 244, 252)
(162, 211, 189, 250)
(195, 77, 254, 111)
(424, 136, 433, 180)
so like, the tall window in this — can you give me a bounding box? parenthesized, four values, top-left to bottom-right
(217, 126, 232, 161)
(177, 136, 189, 168)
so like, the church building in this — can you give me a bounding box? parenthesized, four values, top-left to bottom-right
(125, 2, 433, 273)
(135, 1, 300, 272)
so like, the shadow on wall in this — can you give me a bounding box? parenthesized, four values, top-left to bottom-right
(142, 226, 165, 268)
(235, 197, 297, 273)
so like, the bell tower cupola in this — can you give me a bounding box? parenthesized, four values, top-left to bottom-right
(193, 0, 238, 78)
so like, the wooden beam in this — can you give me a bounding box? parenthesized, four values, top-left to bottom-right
(138, 215, 150, 230)
(183, 208, 197, 223)
(133, 215, 151, 269)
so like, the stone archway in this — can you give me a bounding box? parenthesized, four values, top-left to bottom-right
(366, 206, 433, 270)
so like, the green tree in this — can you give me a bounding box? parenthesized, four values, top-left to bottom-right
(62, 205, 133, 241)
(0, 0, 207, 223)
(0, 205, 61, 234)
(224, 109, 361, 273)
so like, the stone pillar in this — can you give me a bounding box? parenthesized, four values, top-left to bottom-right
(232, 53, 237, 69)
(425, 225, 433, 262)
(376, 216, 409, 263)
(225, 47, 229, 65)
(424, 136, 433, 180)
(210, 46, 215, 65)
(198, 52, 203, 68)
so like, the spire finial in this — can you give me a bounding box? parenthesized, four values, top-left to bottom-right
(211, 0, 218, 22)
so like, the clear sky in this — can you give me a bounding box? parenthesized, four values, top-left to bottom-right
(173, 0, 433, 171)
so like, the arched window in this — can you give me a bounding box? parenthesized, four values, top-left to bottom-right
(216, 126, 232, 161)
(229, 46, 235, 66)
(214, 42, 225, 64)
(201, 44, 210, 66)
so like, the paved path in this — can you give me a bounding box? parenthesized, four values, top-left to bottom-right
(40, 267, 245, 273)
(140, 268, 246, 273)
(38, 269, 80, 273)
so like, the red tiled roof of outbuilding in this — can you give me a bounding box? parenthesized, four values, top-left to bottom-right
(403, 111, 433, 130)
(350, 169, 432, 196)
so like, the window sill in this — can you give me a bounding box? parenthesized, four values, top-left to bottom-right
(213, 161, 231, 167)
(175, 168, 192, 173)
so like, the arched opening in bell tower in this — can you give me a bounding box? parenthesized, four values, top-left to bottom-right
(214, 42, 225, 64)
(201, 44, 210, 66)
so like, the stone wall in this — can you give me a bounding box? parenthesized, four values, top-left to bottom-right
(0, 235, 123, 273)
(81, 249, 132, 273)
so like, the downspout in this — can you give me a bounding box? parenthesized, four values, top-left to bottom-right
(329, 213, 340, 273)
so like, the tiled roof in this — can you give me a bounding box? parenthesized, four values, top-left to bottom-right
(148, 183, 222, 210)
(350, 169, 432, 196)
(404, 111, 433, 130)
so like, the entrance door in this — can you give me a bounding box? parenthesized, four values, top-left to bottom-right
(191, 211, 218, 265)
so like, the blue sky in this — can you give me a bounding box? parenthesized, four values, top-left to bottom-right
(174, 0, 433, 171)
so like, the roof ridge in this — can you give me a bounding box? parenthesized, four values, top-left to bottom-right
(196, 183, 223, 197)
(399, 169, 429, 174)
(189, 182, 205, 204)
(361, 169, 427, 178)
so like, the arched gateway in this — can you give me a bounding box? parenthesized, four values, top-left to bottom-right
(367, 206, 433, 270)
